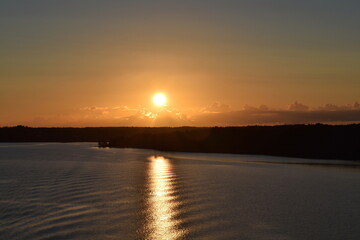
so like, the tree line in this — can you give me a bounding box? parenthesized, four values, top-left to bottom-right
(1, 124, 359, 160)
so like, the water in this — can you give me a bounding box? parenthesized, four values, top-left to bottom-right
(0, 143, 359, 240)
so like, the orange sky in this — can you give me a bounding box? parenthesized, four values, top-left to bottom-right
(1, 1, 359, 126)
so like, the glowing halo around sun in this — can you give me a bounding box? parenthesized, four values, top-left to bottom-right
(153, 93, 167, 107)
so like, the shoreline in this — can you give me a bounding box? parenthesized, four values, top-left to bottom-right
(1, 124, 359, 161)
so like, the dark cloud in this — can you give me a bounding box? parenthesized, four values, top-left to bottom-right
(7, 102, 360, 127)
(287, 101, 309, 111)
(201, 102, 232, 113)
(317, 102, 360, 111)
(193, 108, 360, 126)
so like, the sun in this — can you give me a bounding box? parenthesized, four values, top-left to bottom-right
(153, 93, 167, 107)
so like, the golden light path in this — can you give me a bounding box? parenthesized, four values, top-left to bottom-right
(146, 156, 186, 240)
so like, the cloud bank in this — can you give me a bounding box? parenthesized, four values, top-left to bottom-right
(2, 102, 360, 127)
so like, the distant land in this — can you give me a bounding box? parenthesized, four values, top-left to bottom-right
(0, 124, 359, 161)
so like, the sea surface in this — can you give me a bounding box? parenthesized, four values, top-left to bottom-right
(0, 143, 359, 240)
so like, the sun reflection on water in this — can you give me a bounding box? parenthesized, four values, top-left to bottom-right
(146, 155, 186, 240)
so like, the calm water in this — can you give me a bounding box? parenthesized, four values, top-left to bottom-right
(0, 143, 359, 240)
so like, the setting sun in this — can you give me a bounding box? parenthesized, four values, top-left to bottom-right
(153, 93, 167, 107)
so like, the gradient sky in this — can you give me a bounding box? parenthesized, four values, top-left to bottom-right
(1, 0, 360, 126)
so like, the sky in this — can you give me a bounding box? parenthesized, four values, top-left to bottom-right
(1, 0, 359, 126)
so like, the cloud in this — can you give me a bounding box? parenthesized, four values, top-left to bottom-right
(201, 102, 232, 113)
(243, 104, 269, 112)
(80, 106, 110, 111)
(123, 108, 193, 127)
(317, 102, 360, 111)
(80, 106, 130, 112)
(287, 101, 309, 111)
(4, 102, 360, 127)
(193, 104, 360, 126)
